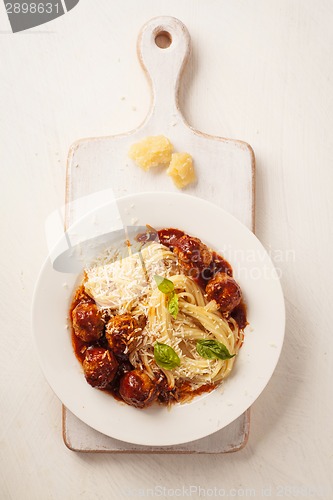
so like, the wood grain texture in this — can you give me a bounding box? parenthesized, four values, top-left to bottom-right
(63, 16, 254, 453)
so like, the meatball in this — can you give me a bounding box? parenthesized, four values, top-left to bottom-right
(72, 302, 104, 342)
(105, 314, 141, 359)
(83, 347, 118, 389)
(210, 252, 233, 277)
(119, 369, 158, 408)
(136, 227, 159, 244)
(156, 373, 174, 404)
(157, 228, 184, 250)
(206, 272, 242, 313)
(70, 284, 94, 310)
(173, 235, 212, 276)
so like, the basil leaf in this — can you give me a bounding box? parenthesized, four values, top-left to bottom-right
(196, 339, 235, 360)
(154, 342, 180, 370)
(168, 293, 179, 319)
(153, 275, 179, 318)
(154, 275, 175, 294)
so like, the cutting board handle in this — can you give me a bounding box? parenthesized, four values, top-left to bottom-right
(138, 16, 191, 122)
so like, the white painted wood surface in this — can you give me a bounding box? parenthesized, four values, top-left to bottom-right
(64, 15, 254, 453)
(1, 0, 333, 498)
(63, 406, 250, 454)
(66, 17, 254, 229)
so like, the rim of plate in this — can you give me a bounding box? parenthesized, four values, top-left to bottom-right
(32, 191, 285, 446)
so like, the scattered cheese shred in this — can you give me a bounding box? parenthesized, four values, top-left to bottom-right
(84, 252, 148, 310)
(167, 152, 196, 189)
(128, 135, 173, 171)
(84, 242, 177, 313)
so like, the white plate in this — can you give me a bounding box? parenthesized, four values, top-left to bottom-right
(32, 192, 285, 446)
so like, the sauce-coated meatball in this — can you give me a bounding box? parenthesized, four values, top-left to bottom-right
(173, 235, 212, 274)
(72, 302, 104, 342)
(83, 347, 118, 389)
(157, 228, 184, 250)
(105, 314, 141, 358)
(119, 369, 158, 408)
(210, 252, 233, 277)
(206, 272, 242, 313)
(71, 284, 94, 310)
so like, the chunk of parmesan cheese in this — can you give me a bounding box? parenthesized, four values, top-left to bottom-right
(128, 135, 173, 171)
(167, 152, 196, 189)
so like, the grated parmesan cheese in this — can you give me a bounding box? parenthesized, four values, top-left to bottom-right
(84, 242, 177, 312)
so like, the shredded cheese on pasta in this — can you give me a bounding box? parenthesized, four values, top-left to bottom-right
(83, 241, 241, 394)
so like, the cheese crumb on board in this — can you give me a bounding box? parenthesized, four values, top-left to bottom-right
(128, 135, 173, 171)
(167, 152, 196, 189)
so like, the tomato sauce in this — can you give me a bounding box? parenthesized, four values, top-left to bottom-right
(69, 227, 248, 408)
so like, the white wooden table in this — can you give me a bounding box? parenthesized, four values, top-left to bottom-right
(1, 1, 332, 498)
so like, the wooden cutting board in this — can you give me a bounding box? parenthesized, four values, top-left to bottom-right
(63, 16, 255, 453)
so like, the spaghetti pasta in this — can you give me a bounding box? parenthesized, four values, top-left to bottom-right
(70, 228, 247, 408)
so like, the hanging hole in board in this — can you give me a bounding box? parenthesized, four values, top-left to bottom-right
(155, 31, 172, 49)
